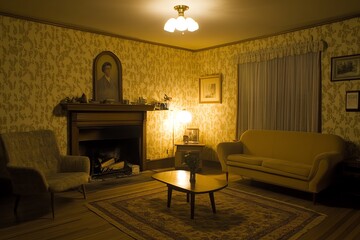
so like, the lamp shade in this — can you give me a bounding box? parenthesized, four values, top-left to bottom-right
(164, 5, 199, 33)
(164, 18, 176, 32)
(175, 16, 187, 31)
(177, 110, 192, 124)
(186, 18, 199, 32)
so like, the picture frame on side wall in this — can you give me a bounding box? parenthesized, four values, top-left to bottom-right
(345, 91, 360, 112)
(331, 54, 360, 81)
(199, 74, 222, 103)
(93, 51, 123, 103)
(185, 128, 200, 143)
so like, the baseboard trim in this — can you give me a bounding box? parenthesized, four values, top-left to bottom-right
(145, 157, 175, 170)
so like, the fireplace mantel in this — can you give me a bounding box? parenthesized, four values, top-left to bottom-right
(61, 103, 155, 112)
(61, 103, 155, 172)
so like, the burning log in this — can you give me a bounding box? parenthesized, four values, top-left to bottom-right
(99, 158, 125, 173)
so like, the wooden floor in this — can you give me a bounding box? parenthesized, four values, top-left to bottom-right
(0, 164, 359, 240)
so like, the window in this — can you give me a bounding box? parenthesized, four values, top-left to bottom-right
(237, 41, 324, 137)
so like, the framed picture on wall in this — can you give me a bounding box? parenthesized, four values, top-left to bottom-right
(185, 128, 199, 143)
(199, 74, 222, 103)
(345, 91, 360, 112)
(93, 51, 123, 102)
(331, 54, 360, 81)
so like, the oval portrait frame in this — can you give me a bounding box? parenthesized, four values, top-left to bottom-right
(93, 51, 123, 102)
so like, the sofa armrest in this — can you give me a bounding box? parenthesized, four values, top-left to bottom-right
(216, 141, 244, 172)
(308, 151, 344, 192)
(6, 165, 49, 195)
(60, 155, 90, 174)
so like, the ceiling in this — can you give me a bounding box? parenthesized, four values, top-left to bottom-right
(1, 0, 360, 51)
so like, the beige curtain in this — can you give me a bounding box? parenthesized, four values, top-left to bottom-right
(237, 41, 325, 138)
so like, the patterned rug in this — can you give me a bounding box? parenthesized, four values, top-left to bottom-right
(87, 181, 326, 240)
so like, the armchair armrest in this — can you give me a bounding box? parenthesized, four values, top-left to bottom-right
(308, 151, 344, 192)
(60, 155, 90, 174)
(6, 165, 48, 195)
(216, 141, 244, 172)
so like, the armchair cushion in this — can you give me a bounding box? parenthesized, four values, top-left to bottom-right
(47, 172, 89, 192)
(2, 130, 60, 175)
(60, 155, 90, 173)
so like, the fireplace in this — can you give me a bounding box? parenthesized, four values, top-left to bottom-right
(79, 127, 141, 177)
(62, 103, 154, 177)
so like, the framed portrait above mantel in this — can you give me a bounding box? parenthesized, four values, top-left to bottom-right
(199, 74, 222, 103)
(93, 51, 123, 102)
(331, 54, 360, 82)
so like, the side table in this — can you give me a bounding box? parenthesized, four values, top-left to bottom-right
(175, 143, 205, 171)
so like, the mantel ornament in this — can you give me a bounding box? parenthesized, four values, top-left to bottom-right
(60, 93, 88, 104)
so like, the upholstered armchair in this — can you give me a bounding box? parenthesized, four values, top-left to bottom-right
(0, 130, 90, 218)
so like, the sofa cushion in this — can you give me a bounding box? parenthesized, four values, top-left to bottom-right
(227, 154, 263, 166)
(262, 159, 311, 178)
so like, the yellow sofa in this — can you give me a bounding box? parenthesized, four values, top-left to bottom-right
(217, 130, 345, 201)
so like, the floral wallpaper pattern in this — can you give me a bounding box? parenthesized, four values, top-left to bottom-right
(1, 15, 359, 167)
(194, 17, 360, 159)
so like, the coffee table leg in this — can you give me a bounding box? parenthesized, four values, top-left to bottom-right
(209, 192, 216, 214)
(167, 186, 172, 208)
(190, 193, 195, 219)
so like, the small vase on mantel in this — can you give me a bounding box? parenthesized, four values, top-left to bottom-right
(184, 152, 200, 184)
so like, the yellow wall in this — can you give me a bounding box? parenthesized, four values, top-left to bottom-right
(195, 17, 360, 158)
(1, 15, 360, 162)
(0, 15, 195, 161)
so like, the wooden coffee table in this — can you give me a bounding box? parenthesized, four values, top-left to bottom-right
(152, 170, 228, 219)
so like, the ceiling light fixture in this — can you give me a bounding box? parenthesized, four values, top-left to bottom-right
(164, 5, 199, 33)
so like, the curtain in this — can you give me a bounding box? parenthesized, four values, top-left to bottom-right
(237, 41, 324, 138)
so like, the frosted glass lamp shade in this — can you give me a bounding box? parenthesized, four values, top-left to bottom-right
(164, 5, 199, 33)
(177, 110, 192, 124)
(164, 18, 176, 32)
(186, 18, 199, 32)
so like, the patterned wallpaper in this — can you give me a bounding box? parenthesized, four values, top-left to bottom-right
(1, 15, 360, 166)
(194, 17, 360, 159)
(0, 15, 195, 162)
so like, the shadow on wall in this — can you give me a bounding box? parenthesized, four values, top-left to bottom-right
(202, 146, 219, 162)
(345, 140, 360, 160)
(53, 103, 67, 117)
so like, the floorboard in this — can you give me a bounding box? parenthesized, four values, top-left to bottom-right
(0, 165, 359, 240)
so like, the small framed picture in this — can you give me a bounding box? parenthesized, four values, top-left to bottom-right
(93, 51, 123, 102)
(346, 91, 360, 112)
(199, 74, 222, 103)
(331, 54, 360, 81)
(185, 128, 199, 143)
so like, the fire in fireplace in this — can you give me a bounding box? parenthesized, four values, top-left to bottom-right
(77, 126, 142, 178)
(80, 138, 140, 178)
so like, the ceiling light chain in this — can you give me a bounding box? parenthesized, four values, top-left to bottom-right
(164, 5, 199, 33)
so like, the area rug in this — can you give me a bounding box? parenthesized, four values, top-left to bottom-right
(87, 181, 326, 240)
